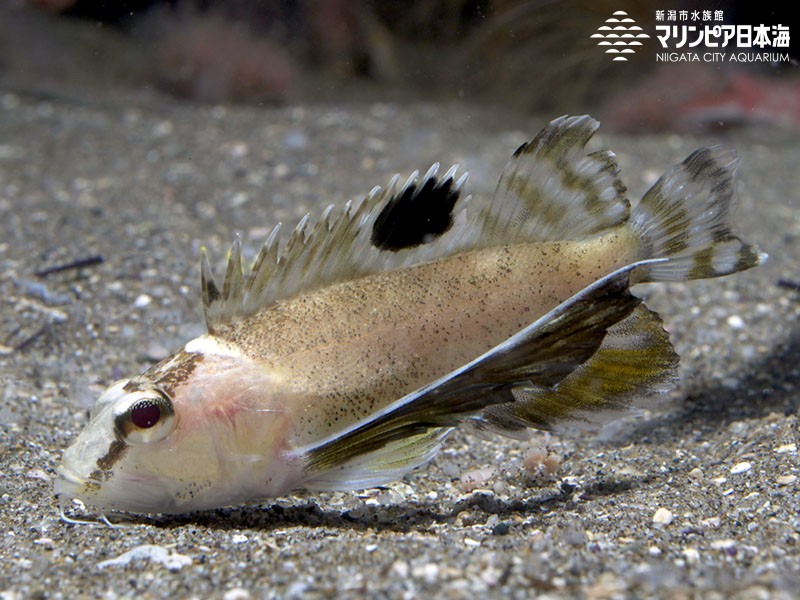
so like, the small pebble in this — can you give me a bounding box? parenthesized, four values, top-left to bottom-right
(152, 120, 174, 136)
(134, 294, 152, 308)
(776, 474, 797, 485)
(459, 467, 495, 492)
(223, 588, 251, 600)
(229, 191, 249, 207)
(731, 462, 752, 474)
(391, 561, 409, 578)
(26, 468, 50, 482)
(688, 467, 704, 482)
(224, 141, 249, 158)
(711, 539, 738, 555)
(285, 582, 308, 597)
(492, 522, 510, 536)
(683, 548, 700, 564)
(463, 537, 481, 547)
(726, 315, 744, 329)
(284, 130, 309, 149)
(412, 563, 439, 584)
(701, 516, 722, 528)
(33, 537, 54, 549)
(652, 507, 674, 525)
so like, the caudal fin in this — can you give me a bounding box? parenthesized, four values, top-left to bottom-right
(630, 146, 766, 283)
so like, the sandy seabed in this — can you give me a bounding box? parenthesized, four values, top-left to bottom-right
(1, 92, 798, 599)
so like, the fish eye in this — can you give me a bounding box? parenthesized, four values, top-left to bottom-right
(113, 389, 176, 444)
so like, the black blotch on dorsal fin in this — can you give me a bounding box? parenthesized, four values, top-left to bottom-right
(371, 166, 462, 252)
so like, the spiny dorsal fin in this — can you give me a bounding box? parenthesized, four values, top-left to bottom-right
(201, 115, 633, 331)
(458, 114, 630, 249)
(201, 164, 470, 330)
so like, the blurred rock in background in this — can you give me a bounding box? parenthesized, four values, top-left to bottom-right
(1, 0, 797, 130)
(0, 1, 150, 100)
(136, 6, 300, 103)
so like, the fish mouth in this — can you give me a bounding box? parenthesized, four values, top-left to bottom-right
(54, 465, 120, 525)
(54, 464, 148, 493)
(53, 464, 93, 498)
(55, 462, 170, 514)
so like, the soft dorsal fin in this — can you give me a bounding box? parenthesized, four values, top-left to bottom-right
(459, 114, 630, 248)
(201, 164, 471, 330)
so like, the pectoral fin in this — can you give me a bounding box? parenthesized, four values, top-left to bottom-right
(297, 261, 659, 489)
(473, 302, 679, 437)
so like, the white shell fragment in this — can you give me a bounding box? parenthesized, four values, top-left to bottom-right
(97, 544, 192, 571)
(730, 462, 752, 474)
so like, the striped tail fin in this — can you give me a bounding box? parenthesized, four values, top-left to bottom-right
(629, 146, 766, 283)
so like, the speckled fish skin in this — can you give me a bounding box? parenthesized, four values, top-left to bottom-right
(54, 115, 765, 516)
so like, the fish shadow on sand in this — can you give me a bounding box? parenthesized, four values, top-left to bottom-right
(625, 325, 800, 446)
(151, 472, 658, 534)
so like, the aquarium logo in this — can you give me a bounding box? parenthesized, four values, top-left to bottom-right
(653, 9, 792, 64)
(591, 10, 650, 61)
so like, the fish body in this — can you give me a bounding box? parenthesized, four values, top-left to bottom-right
(212, 232, 638, 442)
(55, 115, 764, 515)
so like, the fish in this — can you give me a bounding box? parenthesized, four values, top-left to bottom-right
(54, 115, 765, 517)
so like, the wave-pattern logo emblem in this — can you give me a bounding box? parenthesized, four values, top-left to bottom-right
(591, 10, 650, 61)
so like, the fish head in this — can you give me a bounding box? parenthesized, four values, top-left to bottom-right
(55, 378, 183, 513)
(55, 345, 297, 515)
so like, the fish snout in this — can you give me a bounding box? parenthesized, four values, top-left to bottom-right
(53, 463, 89, 500)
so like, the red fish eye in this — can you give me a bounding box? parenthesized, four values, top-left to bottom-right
(130, 401, 161, 429)
(114, 390, 175, 443)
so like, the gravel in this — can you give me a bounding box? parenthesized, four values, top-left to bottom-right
(1, 91, 798, 599)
